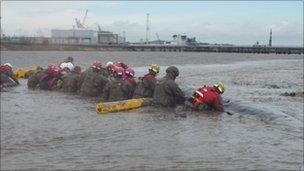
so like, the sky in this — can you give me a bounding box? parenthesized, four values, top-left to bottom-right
(1, 1, 303, 46)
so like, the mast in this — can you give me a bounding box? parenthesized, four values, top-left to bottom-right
(268, 29, 272, 47)
(145, 13, 150, 44)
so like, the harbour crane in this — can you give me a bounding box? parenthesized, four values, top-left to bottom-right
(97, 24, 102, 32)
(155, 33, 161, 44)
(74, 18, 82, 28)
(82, 9, 88, 27)
(75, 9, 88, 29)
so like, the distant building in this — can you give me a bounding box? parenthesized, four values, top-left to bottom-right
(147, 40, 168, 45)
(171, 34, 197, 46)
(172, 34, 187, 46)
(97, 31, 125, 45)
(50, 29, 125, 45)
(50, 29, 97, 45)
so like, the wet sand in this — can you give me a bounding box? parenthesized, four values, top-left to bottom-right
(1, 51, 303, 170)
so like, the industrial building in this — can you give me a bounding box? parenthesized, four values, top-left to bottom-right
(97, 31, 125, 45)
(50, 29, 97, 45)
(171, 34, 197, 46)
(49, 9, 98, 45)
(50, 29, 125, 45)
(50, 9, 125, 45)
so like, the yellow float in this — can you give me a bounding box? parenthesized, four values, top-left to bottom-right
(96, 98, 153, 114)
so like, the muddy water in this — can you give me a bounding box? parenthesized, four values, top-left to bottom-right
(1, 51, 303, 170)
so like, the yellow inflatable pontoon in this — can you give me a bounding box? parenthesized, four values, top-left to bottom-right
(96, 98, 153, 114)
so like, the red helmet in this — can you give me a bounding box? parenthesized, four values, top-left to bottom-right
(114, 61, 128, 69)
(48, 64, 61, 74)
(53, 66, 61, 74)
(125, 68, 135, 77)
(115, 66, 124, 76)
(0, 64, 11, 73)
(48, 64, 57, 71)
(91, 60, 102, 70)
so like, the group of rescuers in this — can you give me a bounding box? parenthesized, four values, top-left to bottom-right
(0, 56, 226, 112)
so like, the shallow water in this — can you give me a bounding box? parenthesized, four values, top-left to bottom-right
(1, 51, 303, 170)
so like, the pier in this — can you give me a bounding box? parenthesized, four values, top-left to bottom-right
(1, 42, 303, 54)
(125, 45, 304, 54)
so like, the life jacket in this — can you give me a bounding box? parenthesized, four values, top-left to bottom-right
(133, 73, 157, 98)
(39, 70, 60, 90)
(191, 86, 222, 109)
(137, 73, 156, 85)
(143, 73, 155, 81)
(124, 76, 136, 86)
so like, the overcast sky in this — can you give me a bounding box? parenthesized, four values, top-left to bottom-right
(1, 1, 303, 46)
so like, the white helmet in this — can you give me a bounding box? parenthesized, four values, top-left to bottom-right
(106, 61, 113, 67)
(60, 62, 68, 69)
(66, 62, 74, 71)
(4, 63, 12, 68)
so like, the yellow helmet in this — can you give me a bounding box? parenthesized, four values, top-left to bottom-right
(214, 81, 225, 94)
(149, 64, 160, 74)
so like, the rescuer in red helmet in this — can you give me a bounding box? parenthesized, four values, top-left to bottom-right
(78, 60, 108, 97)
(103, 66, 129, 102)
(186, 81, 226, 112)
